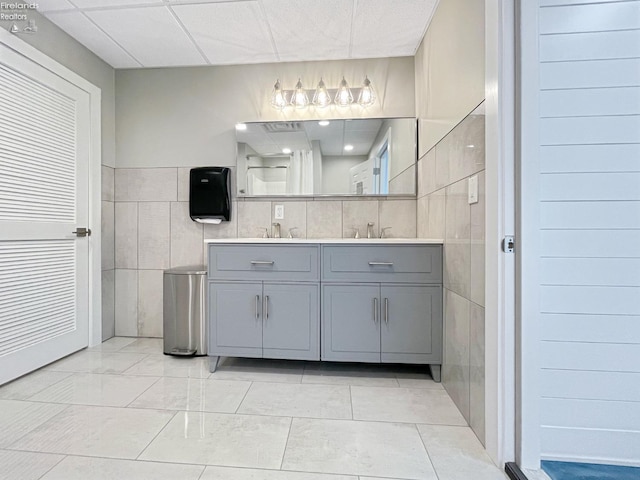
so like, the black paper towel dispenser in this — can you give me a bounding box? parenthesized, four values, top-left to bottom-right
(189, 167, 231, 224)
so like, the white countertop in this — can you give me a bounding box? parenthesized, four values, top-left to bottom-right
(204, 238, 443, 244)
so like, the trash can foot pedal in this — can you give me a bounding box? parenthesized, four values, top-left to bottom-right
(168, 348, 197, 356)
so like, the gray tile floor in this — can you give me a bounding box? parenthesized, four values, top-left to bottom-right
(0, 337, 507, 480)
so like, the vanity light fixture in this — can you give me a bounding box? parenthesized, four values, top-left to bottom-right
(312, 78, 331, 108)
(335, 77, 354, 107)
(344, 144, 354, 152)
(291, 78, 310, 109)
(282, 148, 292, 154)
(318, 120, 330, 126)
(357, 75, 375, 107)
(270, 79, 287, 110)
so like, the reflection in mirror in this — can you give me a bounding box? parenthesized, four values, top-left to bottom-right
(236, 118, 416, 197)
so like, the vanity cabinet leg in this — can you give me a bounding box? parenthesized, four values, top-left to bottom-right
(209, 356, 220, 373)
(429, 364, 441, 383)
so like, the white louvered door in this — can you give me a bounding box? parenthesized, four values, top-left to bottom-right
(0, 42, 90, 385)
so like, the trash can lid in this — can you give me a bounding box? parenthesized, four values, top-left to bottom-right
(164, 265, 207, 275)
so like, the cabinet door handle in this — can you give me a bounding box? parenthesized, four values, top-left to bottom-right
(368, 261, 393, 266)
(264, 295, 269, 319)
(255, 295, 260, 320)
(373, 297, 378, 324)
(384, 297, 389, 325)
(250, 260, 274, 265)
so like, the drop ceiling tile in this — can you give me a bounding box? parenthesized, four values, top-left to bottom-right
(45, 11, 140, 68)
(172, 1, 277, 65)
(351, 0, 438, 58)
(262, 0, 352, 62)
(36, 0, 76, 12)
(85, 6, 206, 67)
(71, 0, 163, 8)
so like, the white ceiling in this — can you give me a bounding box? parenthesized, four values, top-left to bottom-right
(36, 0, 439, 69)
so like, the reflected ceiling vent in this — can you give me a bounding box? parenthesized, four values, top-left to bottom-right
(263, 122, 303, 133)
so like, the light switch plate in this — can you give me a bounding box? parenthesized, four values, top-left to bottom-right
(274, 204, 284, 219)
(468, 175, 478, 204)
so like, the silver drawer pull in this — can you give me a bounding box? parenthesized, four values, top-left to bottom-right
(264, 295, 269, 319)
(368, 261, 394, 266)
(255, 295, 260, 320)
(384, 297, 389, 325)
(373, 297, 378, 324)
(250, 260, 275, 265)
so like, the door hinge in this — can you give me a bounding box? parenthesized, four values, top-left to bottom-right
(502, 235, 514, 253)
(73, 227, 92, 237)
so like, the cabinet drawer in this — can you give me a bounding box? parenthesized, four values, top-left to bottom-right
(322, 245, 442, 283)
(208, 244, 319, 281)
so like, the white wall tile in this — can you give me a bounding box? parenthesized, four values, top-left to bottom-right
(342, 201, 378, 238)
(115, 202, 137, 269)
(470, 171, 485, 307)
(102, 166, 115, 201)
(271, 201, 307, 239)
(306, 201, 342, 239)
(138, 202, 170, 269)
(115, 269, 138, 337)
(237, 201, 272, 238)
(427, 189, 446, 240)
(102, 269, 115, 341)
(170, 202, 203, 268)
(443, 289, 470, 423)
(101, 201, 115, 270)
(378, 200, 416, 238)
(444, 180, 470, 298)
(417, 195, 429, 239)
(177, 167, 191, 202)
(469, 303, 485, 445)
(115, 168, 177, 202)
(138, 270, 163, 338)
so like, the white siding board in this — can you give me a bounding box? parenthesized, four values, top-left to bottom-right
(541, 258, 640, 286)
(540, 2, 640, 34)
(541, 0, 638, 7)
(540, 341, 640, 372)
(541, 230, 640, 257)
(540, 173, 640, 201)
(540, 58, 640, 89)
(541, 427, 640, 466)
(541, 314, 640, 344)
(540, 116, 640, 145)
(541, 201, 640, 229)
(540, 144, 640, 173)
(542, 369, 640, 402)
(541, 285, 640, 315)
(541, 398, 640, 431)
(540, 87, 640, 117)
(540, 29, 640, 62)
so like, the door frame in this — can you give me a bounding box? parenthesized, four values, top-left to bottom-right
(0, 29, 102, 348)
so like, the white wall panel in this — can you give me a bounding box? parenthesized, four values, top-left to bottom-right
(541, 258, 640, 287)
(540, 87, 640, 117)
(540, 173, 640, 201)
(541, 230, 640, 258)
(541, 201, 640, 229)
(541, 286, 640, 315)
(540, 341, 640, 372)
(540, 2, 640, 34)
(539, 144, 640, 173)
(541, 398, 640, 431)
(540, 29, 640, 62)
(541, 369, 640, 402)
(540, 116, 640, 145)
(540, 58, 640, 89)
(541, 314, 640, 344)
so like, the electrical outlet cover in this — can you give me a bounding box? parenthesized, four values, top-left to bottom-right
(274, 204, 284, 219)
(468, 175, 478, 204)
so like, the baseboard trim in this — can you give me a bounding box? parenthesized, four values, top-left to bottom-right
(506, 462, 529, 480)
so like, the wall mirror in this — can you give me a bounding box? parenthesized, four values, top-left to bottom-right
(236, 118, 417, 197)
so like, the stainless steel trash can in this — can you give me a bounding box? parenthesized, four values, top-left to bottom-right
(163, 265, 207, 356)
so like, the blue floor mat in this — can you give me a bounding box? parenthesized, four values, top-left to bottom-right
(542, 461, 640, 480)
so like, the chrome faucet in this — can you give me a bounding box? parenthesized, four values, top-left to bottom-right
(352, 227, 360, 239)
(288, 227, 298, 239)
(272, 222, 281, 238)
(379, 227, 392, 238)
(367, 222, 375, 239)
(260, 227, 269, 238)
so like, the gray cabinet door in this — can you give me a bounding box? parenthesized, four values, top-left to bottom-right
(380, 285, 442, 364)
(262, 283, 319, 361)
(209, 282, 262, 358)
(322, 284, 381, 362)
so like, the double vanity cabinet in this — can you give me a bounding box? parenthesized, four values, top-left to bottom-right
(206, 239, 443, 381)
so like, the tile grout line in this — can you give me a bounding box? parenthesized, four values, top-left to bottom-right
(415, 422, 442, 480)
(34, 453, 68, 480)
(233, 381, 253, 414)
(349, 385, 354, 420)
(278, 417, 294, 470)
(134, 409, 179, 461)
(123, 376, 163, 408)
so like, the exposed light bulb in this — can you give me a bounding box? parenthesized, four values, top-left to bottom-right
(335, 77, 353, 107)
(291, 78, 309, 109)
(318, 120, 330, 126)
(282, 148, 292, 154)
(312, 78, 331, 108)
(235, 123, 247, 131)
(344, 144, 354, 151)
(357, 76, 376, 107)
(270, 79, 287, 110)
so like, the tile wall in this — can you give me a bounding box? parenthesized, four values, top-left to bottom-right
(110, 167, 417, 339)
(416, 103, 486, 444)
(101, 166, 115, 341)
